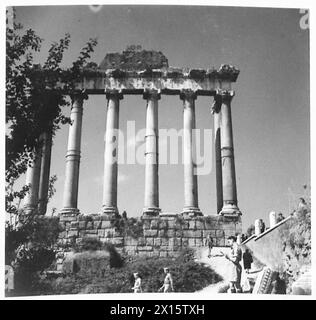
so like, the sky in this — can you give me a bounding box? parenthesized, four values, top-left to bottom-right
(13, 5, 310, 231)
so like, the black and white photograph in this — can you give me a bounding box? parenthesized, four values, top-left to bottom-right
(2, 1, 313, 301)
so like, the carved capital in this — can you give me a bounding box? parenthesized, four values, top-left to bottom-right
(215, 89, 234, 103)
(143, 89, 161, 100)
(180, 89, 197, 102)
(70, 90, 89, 104)
(211, 94, 222, 114)
(105, 89, 123, 100)
(217, 64, 240, 82)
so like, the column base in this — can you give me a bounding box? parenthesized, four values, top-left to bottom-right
(142, 207, 161, 217)
(219, 203, 242, 216)
(101, 206, 119, 217)
(59, 207, 80, 216)
(23, 204, 38, 215)
(181, 206, 203, 218)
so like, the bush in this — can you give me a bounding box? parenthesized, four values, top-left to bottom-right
(31, 248, 222, 295)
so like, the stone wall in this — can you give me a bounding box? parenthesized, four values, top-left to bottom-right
(58, 213, 242, 258)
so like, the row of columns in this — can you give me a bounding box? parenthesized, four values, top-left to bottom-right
(23, 130, 53, 215)
(23, 89, 241, 217)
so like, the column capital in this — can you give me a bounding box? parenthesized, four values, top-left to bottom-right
(70, 90, 89, 103)
(106, 89, 123, 100)
(211, 94, 222, 114)
(214, 89, 235, 103)
(180, 89, 197, 102)
(143, 89, 161, 100)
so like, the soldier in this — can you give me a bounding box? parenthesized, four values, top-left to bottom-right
(205, 233, 214, 258)
(221, 236, 243, 293)
(159, 267, 174, 292)
(132, 272, 142, 293)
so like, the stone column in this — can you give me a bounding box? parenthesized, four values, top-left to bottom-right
(23, 146, 42, 214)
(38, 129, 53, 215)
(212, 96, 223, 214)
(102, 90, 122, 216)
(217, 90, 241, 216)
(255, 219, 261, 236)
(180, 90, 202, 217)
(60, 92, 88, 215)
(269, 211, 277, 228)
(143, 89, 161, 216)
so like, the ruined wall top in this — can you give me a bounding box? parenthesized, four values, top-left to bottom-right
(99, 45, 169, 70)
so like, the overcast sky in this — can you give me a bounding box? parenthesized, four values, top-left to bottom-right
(14, 5, 310, 230)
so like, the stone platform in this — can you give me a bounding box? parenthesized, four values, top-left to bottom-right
(58, 213, 242, 258)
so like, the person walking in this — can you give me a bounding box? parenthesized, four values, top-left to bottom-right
(132, 272, 142, 293)
(221, 236, 243, 293)
(205, 233, 214, 258)
(243, 249, 253, 274)
(159, 267, 174, 292)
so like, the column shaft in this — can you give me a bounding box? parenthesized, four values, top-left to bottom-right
(38, 130, 53, 215)
(214, 110, 223, 214)
(181, 90, 202, 216)
(102, 91, 122, 216)
(61, 93, 87, 215)
(219, 90, 241, 215)
(143, 90, 160, 216)
(23, 146, 42, 214)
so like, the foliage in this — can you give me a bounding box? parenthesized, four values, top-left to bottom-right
(5, 216, 61, 264)
(22, 248, 222, 296)
(6, 8, 97, 185)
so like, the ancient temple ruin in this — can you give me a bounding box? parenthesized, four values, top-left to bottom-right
(22, 48, 243, 256)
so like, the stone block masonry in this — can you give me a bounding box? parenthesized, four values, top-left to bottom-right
(58, 213, 242, 258)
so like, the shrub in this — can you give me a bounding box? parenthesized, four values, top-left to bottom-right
(31, 248, 222, 295)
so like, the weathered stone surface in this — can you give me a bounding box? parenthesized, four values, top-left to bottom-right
(137, 237, 146, 246)
(216, 229, 225, 237)
(150, 219, 160, 229)
(195, 220, 205, 229)
(85, 229, 97, 235)
(125, 237, 138, 246)
(79, 230, 86, 238)
(154, 238, 162, 246)
(111, 237, 124, 246)
(97, 229, 105, 237)
(182, 238, 189, 246)
(93, 220, 102, 229)
(67, 230, 78, 238)
(145, 237, 154, 246)
(183, 230, 202, 238)
(217, 238, 225, 246)
(189, 220, 196, 229)
(58, 231, 67, 239)
(137, 245, 153, 251)
(203, 230, 216, 238)
(86, 221, 93, 230)
(159, 251, 168, 258)
(175, 230, 183, 237)
(78, 221, 86, 229)
(144, 229, 158, 237)
(188, 238, 196, 247)
(99, 45, 169, 70)
(159, 219, 168, 228)
(195, 238, 203, 247)
(101, 220, 111, 229)
(167, 220, 176, 229)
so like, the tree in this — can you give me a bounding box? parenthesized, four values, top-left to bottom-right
(5, 9, 98, 295)
(6, 8, 97, 217)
